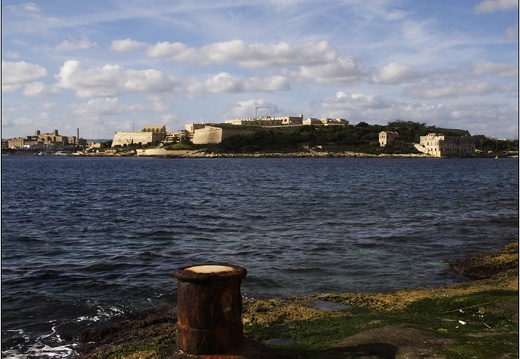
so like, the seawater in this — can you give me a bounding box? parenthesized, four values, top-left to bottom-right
(2, 156, 518, 358)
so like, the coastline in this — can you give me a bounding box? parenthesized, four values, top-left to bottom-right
(74, 242, 518, 359)
(131, 149, 433, 158)
(4, 147, 517, 158)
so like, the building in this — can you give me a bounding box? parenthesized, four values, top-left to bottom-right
(7, 129, 87, 150)
(379, 131, 401, 147)
(164, 130, 190, 142)
(185, 114, 348, 144)
(226, 115, 304, 127)
(302, 118, 348, 126)
(415, 133, 475, 157)
(112, 125, 166, 147)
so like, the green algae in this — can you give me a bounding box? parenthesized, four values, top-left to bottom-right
(243, 289, 518, 357)
(77, 243, 518, 358)
(98, 338, 176, 359)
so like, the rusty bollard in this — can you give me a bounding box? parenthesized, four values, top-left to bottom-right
(174, 264, 247, 355)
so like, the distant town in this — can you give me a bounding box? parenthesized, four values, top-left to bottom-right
(2, 115, 518, 158)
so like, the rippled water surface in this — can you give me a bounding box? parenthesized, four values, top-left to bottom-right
(2, 156, 518, 357)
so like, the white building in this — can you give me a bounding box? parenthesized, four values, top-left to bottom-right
(303, 118, 348, 126)
(226, 115, 304, 126)
(379, 131, 400, 147)
(416, 133, 475, 157)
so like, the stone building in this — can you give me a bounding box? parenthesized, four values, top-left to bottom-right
(302, 118, 348, 126)
(415, 132, 475, 157)
(379, 131, 401, 147)
(112, 125, 166, 147)
(7, 129, 87, 150)
(226, 115, 304, 126)
(185, 114, 348, 145)
(165, 130, 190, 142)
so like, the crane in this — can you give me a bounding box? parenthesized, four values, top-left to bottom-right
(255, 103, 270, 119)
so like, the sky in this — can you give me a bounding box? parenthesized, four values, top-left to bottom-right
(2, 0, 518, 140)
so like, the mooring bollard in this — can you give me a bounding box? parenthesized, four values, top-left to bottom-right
(174, 264, 247, 355)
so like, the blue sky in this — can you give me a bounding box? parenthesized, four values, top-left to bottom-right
(2, 0, 518, 140)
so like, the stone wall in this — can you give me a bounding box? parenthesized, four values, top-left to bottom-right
(192, 126, 257, 144)
(192, 126, 223, 144)
(112, 132, 159, 147)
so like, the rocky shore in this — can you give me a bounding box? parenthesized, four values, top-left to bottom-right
(77, 148, 515, 158)
(75, 243, 518, 358)
(7, 147, 515, 158)
(129, 148, 432, 158)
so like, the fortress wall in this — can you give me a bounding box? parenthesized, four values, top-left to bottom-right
(192, 127, 223, 144)
(192, 127, 258, 144)
(112, 132, 155, 147)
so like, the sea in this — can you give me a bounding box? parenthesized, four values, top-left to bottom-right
(1, 156, 518, 358)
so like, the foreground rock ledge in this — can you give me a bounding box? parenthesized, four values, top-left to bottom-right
(75, 242, 518, 359)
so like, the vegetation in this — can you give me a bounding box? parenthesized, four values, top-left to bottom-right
(241, 289, 518, 358)
(201, 120, 518, 154)
(162, 139, 202, 151)
(5, 120, 517, 156)
(76, 243, 518, 358)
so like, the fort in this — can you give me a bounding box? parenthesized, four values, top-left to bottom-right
(106, 115, 350, 147)
(3, 116, 506, 158)
(111, 125, 168, 147)
(187, 115, 348, 145)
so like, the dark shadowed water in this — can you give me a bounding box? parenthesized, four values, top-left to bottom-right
(2, 156, 518, 357)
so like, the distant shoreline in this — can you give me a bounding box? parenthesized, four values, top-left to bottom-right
(3, 149, 517, 159)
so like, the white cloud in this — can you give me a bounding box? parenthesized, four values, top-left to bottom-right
(145, 39, 368, 85)
(56, 40, 98, 51)
(111, 39, 147, 52)
(146, 39, 341, 68)
(2, 61, 48, 92)
(472, 62, 518, 78)
(322, 92, 391, 111)
(475, 0, 518, 13)
(317, 91, 517, 137)
(23, 82, 59, 96)
(71, 98, 143, 116)
(187, 73, 291, 95)
(146, 41, 191, 58)
(22, 2, 40, 12)
(148, 96, 171, 112)
(71, 96, 172, 118)
(295, 57, 368, 85)
(406, 81, 497, 99)
(204, 72, 244, 93)
(56, 60, 178, 97)
(2, 116, 35, 129)
(199, 40, 319, 67)
(371, 63, 422, 84)
(6, 2, 40, 13)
